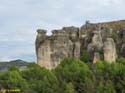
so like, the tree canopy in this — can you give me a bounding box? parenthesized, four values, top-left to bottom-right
(0, 57, 125, 93)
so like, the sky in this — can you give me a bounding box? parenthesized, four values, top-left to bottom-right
(0, 0, 125, 62)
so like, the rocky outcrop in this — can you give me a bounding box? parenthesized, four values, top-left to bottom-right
(121, 44, 125, 57)
(87, 30, 103, 53)
(36, 27, 80, 69)
(93, 52, 101, 64)
(36, 20, 125, 69)
(103, 38, 117, 63)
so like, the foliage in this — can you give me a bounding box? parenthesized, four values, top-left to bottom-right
(0, 58, 125, 93)
(22, 63, 59, 93)
(117, 57, 125, 65)
(111, 31, 118, 42)
(80, 50, 90, 62)
(54, 58, 93, 93)
(0, 70, 29, 92)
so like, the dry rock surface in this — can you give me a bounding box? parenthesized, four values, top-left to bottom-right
(36, 20, 125, 69)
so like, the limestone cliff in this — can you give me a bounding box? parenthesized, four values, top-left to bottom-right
(36, 20, 125, 69)
(36, 27, 80, 69)
(103, 38, 117, 63)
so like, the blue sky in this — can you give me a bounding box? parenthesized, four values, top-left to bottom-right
(0, 0, 125, 62)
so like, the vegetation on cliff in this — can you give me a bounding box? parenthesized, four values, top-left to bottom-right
(36, 20, 125, 69)
(0, 57, 125, 93)
(100, 20, 125, 31)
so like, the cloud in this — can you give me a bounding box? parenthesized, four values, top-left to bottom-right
(0, 0, 125, 61)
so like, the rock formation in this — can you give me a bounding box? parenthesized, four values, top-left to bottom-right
(93, 52, 101, 64)
(36, 20, 125, 69)
(87, 30, 103, 53)
(103, 38, 117, 63)
(121, 44, 125, 57)
(36, 27, 80, 69)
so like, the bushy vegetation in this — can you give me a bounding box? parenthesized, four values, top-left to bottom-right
(0, 58, 125, 93)
(80, 50, 91, 62)
(100, 20, 125, 31)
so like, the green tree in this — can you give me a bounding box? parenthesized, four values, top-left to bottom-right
(8, 66, 19, 71)
(54, 57, 93, 93)
(0, 70, 29, 92)
(65, 82, 77, 93)
(22, 64, 59, 93)
(96, 80, 115, 93)
(111, 32, 118, 42)
(80, 50, 90, 62)
(117, 57, 125, 65)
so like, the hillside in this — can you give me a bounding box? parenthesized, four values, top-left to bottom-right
(0, 59, 30, 71)
(99, 20, 125, 31)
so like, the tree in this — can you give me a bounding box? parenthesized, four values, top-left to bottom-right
(65, 82, 77, 93)
(54, 57, 93, 93)
(8, 66, 19, 71)
(111, 32, 118, 42)
(22, 64, 59, 93)
(80, 50, 90, 62)
(0, 70, 29, 92)
(96, 80, 115, 93)
(117, 57, 125, 65)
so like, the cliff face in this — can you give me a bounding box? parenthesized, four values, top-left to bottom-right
(36, 27, 80, 69)
(36, 20, 125, 69)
